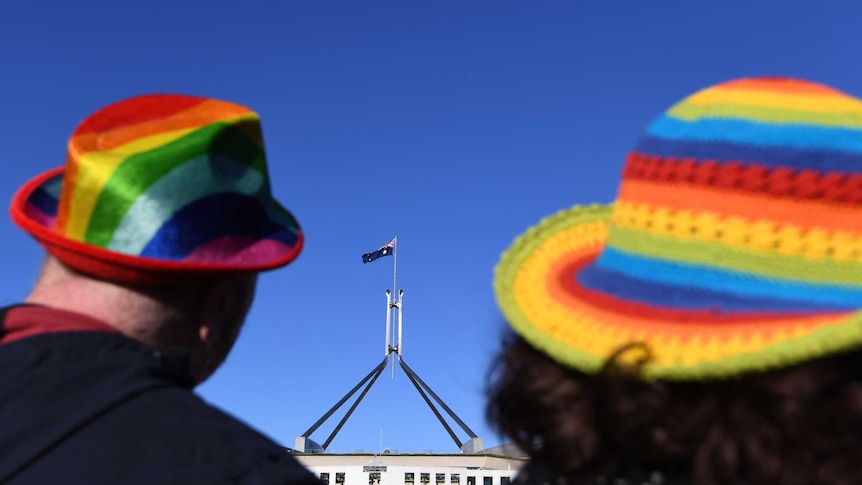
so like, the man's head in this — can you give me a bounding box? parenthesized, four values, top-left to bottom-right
(25, 255, 259, 384)
(10, 94, 303, 383)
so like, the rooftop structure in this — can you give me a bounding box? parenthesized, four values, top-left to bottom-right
(296, 239, 482, 454)
(290, 241, 528, 485)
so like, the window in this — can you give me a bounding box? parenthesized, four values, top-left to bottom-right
(467, 476, 476, 485)
(370, 472, 382, 485)
(436, 473, 446, 484)
(501, 478, 511, 485)
(405, 473, 415, 483)
(483, 477, 492, 485)
(451, 474, 460, 484)
(320, 473, 330, 484)
(336, 473, 346, 484)
(421, 473, 430, 484)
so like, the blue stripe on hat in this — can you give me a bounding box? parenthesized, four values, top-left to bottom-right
(647, 115, 862, 153)
(634, 135, 862, 172)
(580, 248, 862, 310)
(576, 264, 846, 312)
(141, 193, 298, 260)
(28, 187, 59, 217)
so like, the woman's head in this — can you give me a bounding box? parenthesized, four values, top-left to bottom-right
(487, 334, 862, 484)
(490, 76, 862, 483)
(494, 77, 862, 382)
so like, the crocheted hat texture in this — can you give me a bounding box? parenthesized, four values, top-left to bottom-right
(10, 94, 302, 283)
(494, 77, 862, 380)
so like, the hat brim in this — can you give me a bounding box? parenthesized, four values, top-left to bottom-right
(494, 204, 862, 380)
(11, 167, 303, 284)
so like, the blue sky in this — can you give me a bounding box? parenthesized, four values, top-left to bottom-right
(2, 1, 861, 453)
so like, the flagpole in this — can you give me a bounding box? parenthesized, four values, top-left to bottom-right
(392, 236, 397, 299)
(391, 236, 398, 380)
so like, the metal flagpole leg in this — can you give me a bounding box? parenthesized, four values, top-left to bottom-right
(322, 356, 389, 450)
(399, 357, 479, 439)
(397, 290, 403, 355)
(300, 355, 390, 440)
(384, 290, 392, 356)
(398, 356, 463, 448)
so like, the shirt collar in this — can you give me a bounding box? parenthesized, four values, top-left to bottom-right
(0, 304, 117, 345)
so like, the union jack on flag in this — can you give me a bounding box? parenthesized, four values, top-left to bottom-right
(362, 238, 396, 264)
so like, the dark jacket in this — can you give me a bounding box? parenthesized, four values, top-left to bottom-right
(0, 305, 321, 485)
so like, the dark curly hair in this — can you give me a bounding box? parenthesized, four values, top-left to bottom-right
(486, 333, 862, 485)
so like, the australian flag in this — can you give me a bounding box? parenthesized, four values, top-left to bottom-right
(362, 238, 396, 264)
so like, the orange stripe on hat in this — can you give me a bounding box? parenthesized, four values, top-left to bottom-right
(617, 178, 862, 233)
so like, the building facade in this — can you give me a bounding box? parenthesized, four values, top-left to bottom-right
(294, 451, 526, 485)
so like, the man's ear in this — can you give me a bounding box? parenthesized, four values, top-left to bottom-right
(196, 275, 258, 343)
(199, 324, 211, 342)
(187, 275, 257, 384)
(197, 279, 230, 343)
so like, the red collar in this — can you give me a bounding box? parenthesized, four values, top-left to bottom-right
(1, 305, 118, 345)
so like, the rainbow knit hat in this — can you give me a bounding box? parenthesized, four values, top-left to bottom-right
(10, 94, 302, 284)
(494, 77, 862, 380)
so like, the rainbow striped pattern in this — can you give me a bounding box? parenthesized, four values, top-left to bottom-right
(11, 94, 302, 282)
(495, 77, 862, 380)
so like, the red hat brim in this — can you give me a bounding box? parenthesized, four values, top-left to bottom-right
(11, 167, 304, 284)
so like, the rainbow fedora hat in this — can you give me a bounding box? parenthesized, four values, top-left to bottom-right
(10, 94, 302, 284)
(495, 77, 862, 380)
